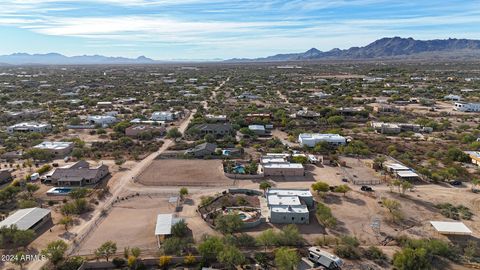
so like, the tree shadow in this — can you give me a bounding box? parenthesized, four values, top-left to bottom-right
(344, 196, 366, 206)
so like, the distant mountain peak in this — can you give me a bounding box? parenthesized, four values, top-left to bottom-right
(229, 37, 480, 62)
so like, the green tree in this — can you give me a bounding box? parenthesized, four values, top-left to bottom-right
(291, 155, 308, 164)
(204, 134, 216, 143)
(311, 181, 330, 195)
(256, 229, 278, 251)
(162, 237, 188, 256)
(316, 203, 337, 228)
(95, 241, 117, 262)
(69, 188, 88, 199)
(171, 220, 189, 238)
(393, 247, 430, 270)
(275, 247, 300, 270)
(25, 148, 55, 161)
(59, 216, 74, 232)
(334, 184, 351, 196)
(381, 198, 403, 221)
(179, 187, 188, 200)
(198, 235, 224, 261)
(215, 214, 243, 234)
(279, 224, 304, 246)
(166, 128, 182, 139)
(327, 115, 345, 125)
(25, 183, 40, 197)
(259, 181, 271, 194)
(217, 245, 246, 269)
(400, 181, 413, 195)
(41, 240, 68, 269)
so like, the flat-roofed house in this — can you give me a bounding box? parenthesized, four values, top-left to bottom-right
(47, 160, 109, 186)
(125, 125, 165, 138)
(33, 141, 74, 157)
(266, 189, 313, 224)
(7, 122, 51, 134)
(87, 115, 117, 127)
(0, 207, 51, 232)
(262, 163, 304, 177)
(298, 133, 346, 147)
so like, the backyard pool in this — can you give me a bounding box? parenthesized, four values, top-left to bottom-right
(47, 187, 73, 196)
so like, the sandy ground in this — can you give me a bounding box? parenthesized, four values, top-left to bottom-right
(136, 159, 234, 187)
(77, 196, 172, 254)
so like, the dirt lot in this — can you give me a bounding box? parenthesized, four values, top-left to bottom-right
(76, 196, 172, 254)
(76, 193, 218, 256)
(136, 159, 234, 187)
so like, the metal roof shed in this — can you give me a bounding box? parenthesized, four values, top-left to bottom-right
(0, 207, 51, 231)
(430, 221, 472, 235)
(155, 214, 184, 247)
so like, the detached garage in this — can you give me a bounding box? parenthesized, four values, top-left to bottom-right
(0, 207, 51, 232)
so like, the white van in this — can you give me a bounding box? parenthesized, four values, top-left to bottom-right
(30, 173, 40, 181)
(308, 247, 344, 269)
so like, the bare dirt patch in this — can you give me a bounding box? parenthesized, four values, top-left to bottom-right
(76, 196, 173, 255)
(136, 159, 234, 187)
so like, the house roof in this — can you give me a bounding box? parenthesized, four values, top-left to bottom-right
(34, 141, 73, 150)
(430, 221, 472, 235)
(0, 208, 51, 230)
(187, 143, 217, 153)
(396, 170, 419, 178)
(51, 161, 107, 182)
(193, 123, 232, 132)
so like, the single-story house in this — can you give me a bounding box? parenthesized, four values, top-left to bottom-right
(125, 125, 165, 138)
(47, 160, 109, 186)
(262, 163, 304, 177)
(191, 123, 232, 137)
(87, 115, 118, 127)
(7, 122, 51, 134)
(266, 189, 313, 224)
(33, 141, 74, 157)
(298, 133, 346, 147)
(0, 207, 51, 232)
(248, 125, 266, 135)
(185, 143, 217, 158)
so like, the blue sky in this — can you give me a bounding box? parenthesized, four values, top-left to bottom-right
(0, 0, 479, 60)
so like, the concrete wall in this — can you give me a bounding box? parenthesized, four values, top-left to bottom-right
(270, 211, 309, 224)
(263, 167, 304, 176)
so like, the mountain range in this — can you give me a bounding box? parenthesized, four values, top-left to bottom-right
(1, 37, 480, 65)
(229, 37, 480, 62)
(0, 53, 157, 65)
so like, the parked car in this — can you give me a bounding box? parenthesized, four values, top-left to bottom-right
(450, 180, 462, 186)
(342, 178, 348, 183)
(361, 185, 374, 192)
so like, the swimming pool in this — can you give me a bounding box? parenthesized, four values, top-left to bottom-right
(47, 187, 73, 196)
